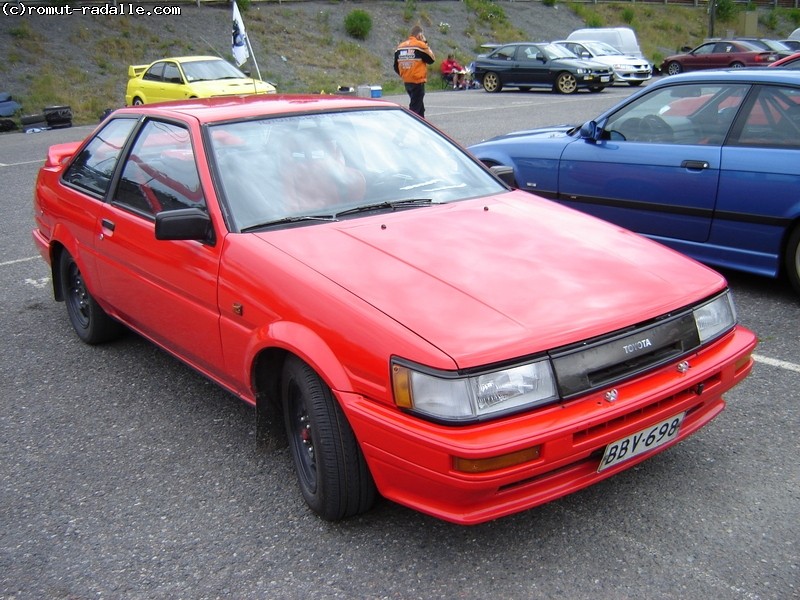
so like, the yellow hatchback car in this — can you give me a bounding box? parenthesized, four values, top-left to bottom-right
(125, 56, 276, 105)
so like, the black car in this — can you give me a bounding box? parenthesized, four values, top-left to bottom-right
(472, 42, 613, 94)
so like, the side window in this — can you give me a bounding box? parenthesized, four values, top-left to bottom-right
(606, 84, 748, 145)
(694, 44, 713, 56)
(62, 118, 137, 196)
(522, 46, 539, 61)
(729, 85, 800, 148)
(494, 47, 515, 61)
(143, 62, 164, 82)
(114, 120, 205, 217)
(163, 63, 182, 85)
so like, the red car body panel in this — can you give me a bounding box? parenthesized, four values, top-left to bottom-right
(32, 96, 757, 524)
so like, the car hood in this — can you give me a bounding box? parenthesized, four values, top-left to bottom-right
(592, 55, 650, 66)
(256, 192, 725, 367)
(478, 125, 576, 143)
(188, 78, 275, 95)
(552, 57, 610, 70)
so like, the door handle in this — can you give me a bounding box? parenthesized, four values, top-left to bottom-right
(101, 218, 115, 231)
(681, 160, 709, 170)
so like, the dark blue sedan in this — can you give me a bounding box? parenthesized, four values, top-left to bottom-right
(469, 69, 800, 294)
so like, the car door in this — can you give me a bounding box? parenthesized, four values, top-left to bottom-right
(713, 83, 800, 276)
(161, 61, 189, 101)
(682, 43, 718, 71)
(557, 82, 749, 244)
(139, 61, 168, 103)
(514, 44, 549, 85)
(92, 117, 226, 378)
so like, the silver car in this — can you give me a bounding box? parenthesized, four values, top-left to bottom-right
(555, 40, 652, 86)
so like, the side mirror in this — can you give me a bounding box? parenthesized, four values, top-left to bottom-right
(155, 207, 214, 242)
(579, 120, 599, 142)
(490, 165, 517, 188)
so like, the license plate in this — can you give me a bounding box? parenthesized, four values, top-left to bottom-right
(598, 412, 685, 472)
(601, 76, 611, 82)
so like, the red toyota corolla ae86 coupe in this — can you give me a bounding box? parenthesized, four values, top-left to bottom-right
(32, 95, 756, 525)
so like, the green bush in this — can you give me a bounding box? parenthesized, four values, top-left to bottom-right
(715, 0, 738, 23)
(345, 9, 373, 40)
(622, 7, 635, 24)
(585, 14, 604, 28)
(542, 0, 557, 7)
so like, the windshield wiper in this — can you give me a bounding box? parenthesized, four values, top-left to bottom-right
(335, 198, 434, 218)
(241, 214, 337, 232)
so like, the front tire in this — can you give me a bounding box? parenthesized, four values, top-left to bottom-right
(482, 72, 502, 93)
(730, 61, 744, 69)
(59, 251, 123, 344)
(554, 72, 578, 94)
(132, 97, 144, 106)
(282, 356, 376, 520)
(666, 61, 683, 76)
(785, 225, 800, 294)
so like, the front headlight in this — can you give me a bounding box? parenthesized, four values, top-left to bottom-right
(575, 68, 588, 75)
(392, 359, 558, 423)
(693, 291, 737, 343)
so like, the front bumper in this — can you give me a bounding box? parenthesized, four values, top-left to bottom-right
(341, 326, 756, 524)
(613, 69, 653, 83)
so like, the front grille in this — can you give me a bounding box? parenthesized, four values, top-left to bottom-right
(550, 311, 701, 398)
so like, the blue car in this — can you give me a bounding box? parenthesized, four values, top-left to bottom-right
(469, 69, 800, 294)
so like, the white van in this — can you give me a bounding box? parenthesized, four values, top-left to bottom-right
(566, 27, 644, 59)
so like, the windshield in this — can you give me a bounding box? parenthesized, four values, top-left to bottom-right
(181, 59, 247, 82)
(584, 41, 623, 56)
(208, 108, 505, 231)
(543, 43, 580, 59)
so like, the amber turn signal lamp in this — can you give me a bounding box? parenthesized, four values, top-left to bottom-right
(454, 446, 540, 473)
(392, 364, 413, 409)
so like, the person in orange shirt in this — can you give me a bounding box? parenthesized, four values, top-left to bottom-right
(393, 25, 435, 117)
(441, 54, 466, 90)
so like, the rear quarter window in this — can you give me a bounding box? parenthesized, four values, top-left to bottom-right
(62, 118, 138, 197)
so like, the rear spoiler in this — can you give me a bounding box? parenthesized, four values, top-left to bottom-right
(45, 141, 81, 168)
(128, 64, 149, 79)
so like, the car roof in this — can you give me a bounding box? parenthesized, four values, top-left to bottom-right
(111, 94, 397, 124)
(652, 68, 800, 86)
(161, 56, 225, 64)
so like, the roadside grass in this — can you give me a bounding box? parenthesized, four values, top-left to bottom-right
(4, 2, 799, 126)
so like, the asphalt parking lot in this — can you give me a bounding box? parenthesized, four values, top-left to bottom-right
(1, 85, 798, 600)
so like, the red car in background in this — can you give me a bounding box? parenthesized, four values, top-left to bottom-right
(661, 40, 779, 75)
(32, 95, 756, 525)
(770, 51, 800, 69)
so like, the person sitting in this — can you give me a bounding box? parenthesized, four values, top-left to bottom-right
(441, 54, 467, 90)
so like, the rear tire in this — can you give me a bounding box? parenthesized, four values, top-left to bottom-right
(785, 225, 800, 294)
(132, 97, 144, 106)
(282, 356, 376, 520)
(482, 72, 502, 93)
(730, 61, 744, 69)
(59, 251, 123, 344)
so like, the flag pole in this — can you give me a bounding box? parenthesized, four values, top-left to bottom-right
(246, 35, 262, 81)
